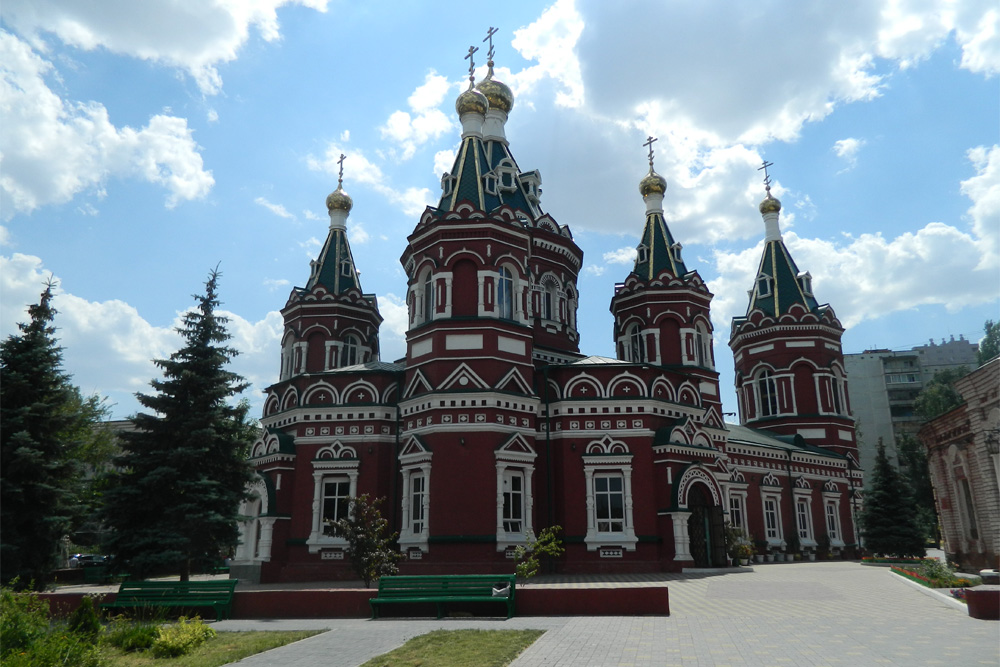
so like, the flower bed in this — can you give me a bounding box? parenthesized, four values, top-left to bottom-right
(862, 557, 931, 566)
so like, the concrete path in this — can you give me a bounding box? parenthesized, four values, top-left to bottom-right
(214, 562, 999, 666)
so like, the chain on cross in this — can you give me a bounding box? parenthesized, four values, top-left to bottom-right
(483, 26, 498, 62)
(337, 153, 346, 186)
(465, 45, 479, 89)
(643, 136, 658, 168)
(758, 160, 774, 190)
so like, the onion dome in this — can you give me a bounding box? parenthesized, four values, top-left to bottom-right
(456, 87, 488, 116)
(758, 192, 781, 215)
(476, 62, 513, 114)
(326, 185, 353, 213)
(639, 168, 667, 197)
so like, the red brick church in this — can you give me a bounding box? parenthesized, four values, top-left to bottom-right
(233, 45, 862, 583)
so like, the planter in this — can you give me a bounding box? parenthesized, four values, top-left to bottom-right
(774, 553, 785, 562)
(807, 553, 816, 561)
(765, 554, 774, 563)
(754, 555, 763, 563)
(740, 558, 749, 566)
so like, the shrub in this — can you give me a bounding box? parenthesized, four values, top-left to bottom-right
(2, 631, 101, 667)
(102, 615, 160, 652)
(67, 596, 102, 640)
(514, 526, 565, 580)
(151, 616, 216, 658)
(918, 559, 955, 586)
(0, 586, 49, 655)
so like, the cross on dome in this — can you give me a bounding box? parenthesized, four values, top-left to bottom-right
(644, 135, 658, 169)
(483, 26, 498, 62)
(758, 160, 773, 193)
(337, 153, 346, 187)
(465, 45, 479, 89)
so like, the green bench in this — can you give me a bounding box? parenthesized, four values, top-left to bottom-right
(370, 574, 516, 619)
(101, 579, 238, 620)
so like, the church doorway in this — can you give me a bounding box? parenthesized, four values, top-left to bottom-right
(687, 483, 727, 567)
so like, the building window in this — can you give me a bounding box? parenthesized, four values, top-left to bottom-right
(594, 474, 626, 533)
(757, 273, 772, 297)
(636, 245, 648, 263)
(410, 473, 426, 534)
(342, 335, 359, 368)
(763, 496, 781, 541)
(498, 267, 514, 320)
(798, 271, 813, 296)
(825, 502, 840, 542)
(695, 323, 713, 369)
(542, 284, 556, 320)
(757, 370, 779, 417)
(399, 445, 432, 553)
(308, 460, 359, 553)
(629, 325, 645, 363)
(671, 242, 683, 263)
(960, 478, 979, 540)
(729, 494, 746, 530)
(322, 478, 351, 534)
(502, 470, 524, 533)
(796, 499, 811, 540)
(341, 260, 352, 277)
(422, 272, 435, 323)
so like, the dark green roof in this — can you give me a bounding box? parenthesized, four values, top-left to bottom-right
(633, 211, 687, 280)
(726, 423, 845, 459)
(306, 227, 362, 294)
(744, 240, 819, 317)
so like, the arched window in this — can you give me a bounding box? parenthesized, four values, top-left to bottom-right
(342, 335, 359, 367)
(422, 271, 435, 323)
(629, 324, 645, 363)
(757, 369, 778, 417)
(542, 283, 556, 320)
(498, 266, 514, 320)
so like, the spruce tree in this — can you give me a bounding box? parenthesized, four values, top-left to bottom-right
(102, 270, 255, 581)
(1, 283, 107, 588)
(860, 439, 926, 558)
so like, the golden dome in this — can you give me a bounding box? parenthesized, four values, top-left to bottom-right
(476, 76, 513, 114)
(758, 193, 782, 215)
(455, 88, 488, 116)
(326, 185, 353, 213)
(639, 168, 667, 197)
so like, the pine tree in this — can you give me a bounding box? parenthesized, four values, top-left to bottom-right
(860, 439, 926, 558)
(1, 283, 107, 588)
(102, 270, 255, 581)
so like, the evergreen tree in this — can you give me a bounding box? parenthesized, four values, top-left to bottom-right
(977, 319, 999, 366)
(102, 270, 255, 581)
(324, 494, 402, 588)
(860, 439, 926, 558)
(895, 433, 938, 545)
(1, 283, 108, 588)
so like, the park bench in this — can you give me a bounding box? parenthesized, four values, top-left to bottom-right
(101, 579, 238, 620)
(370, 574, 517, 619)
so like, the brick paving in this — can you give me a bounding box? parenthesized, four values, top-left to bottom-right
(213, 562, 999, 666)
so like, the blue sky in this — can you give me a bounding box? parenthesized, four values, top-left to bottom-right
(2, 0, 997, 421)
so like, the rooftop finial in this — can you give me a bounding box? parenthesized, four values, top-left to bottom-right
(758, 159, 774, 196)
(337, 153, 346, 188)
(465, 45, 479, 90)
(644, 135, 658, 170)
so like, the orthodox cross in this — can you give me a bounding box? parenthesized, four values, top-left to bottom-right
(337, 153, 346, 187)
(643, 135, 658, 168)
(465, 45, 478, 88)
(483, 26, 498, 61)
(758, 160, 774, 191)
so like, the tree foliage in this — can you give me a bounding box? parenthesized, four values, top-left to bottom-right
(913, 367, 969, 420)
(977, 319, 999, 366)
(324, 494, 402, 587)
(895, 433, 938, 544)
(0, 283, 109, 588)
(513, 526, 565, 580)
(860, 439, 926, 558)
(102, 270, 255, 581)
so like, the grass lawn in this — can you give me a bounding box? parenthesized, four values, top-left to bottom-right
(360, 629, 544, 667)
(101, 630, 322, 667)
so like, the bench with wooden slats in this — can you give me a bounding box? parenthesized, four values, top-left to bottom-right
(369, 574, 516, 619)
(101, 579, 238, 620)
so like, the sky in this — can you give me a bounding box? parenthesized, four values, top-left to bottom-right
(2, 0, 997, 422)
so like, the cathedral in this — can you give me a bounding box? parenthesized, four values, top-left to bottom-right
(233, 45, 862, 583)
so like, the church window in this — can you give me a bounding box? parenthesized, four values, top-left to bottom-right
(695, 323, 713, 368)
(594, 474, 625, 533)
(960, 478, 979, 540)
(636, 245, 648, 264)
(410, 473, 426, 535)
(796, 499, 812, 540)
(499, 167, 517, 192)
(441, 173, 455, 197)
(341, 260, 352, 277)
(502, 470, 524, 533)
(729, 493, 746, 530)
(671, 242, 683, 263)
(629, 325, 645, 363)
(798, 271, 813, 296)
(756, 370, 779, 417)
(322, 478, 351, 535)
(398, 448, 431, 553)
(763, 496, 781, 540)
(422, 271, 435, 323)
(342, 335, 359, 367)
(483, 173, 498, 196)
(757, 273, 773, 298)
(825, 502, 840, 542)
(498, 267, 514, 320)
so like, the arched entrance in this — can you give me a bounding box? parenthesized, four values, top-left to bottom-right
(687, 482, 727, 567)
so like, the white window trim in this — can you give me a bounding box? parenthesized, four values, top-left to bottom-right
(307, 459, 359, 554)
(583, 455, 637, 551)
(793, 490, 816, 547)
(728, 489, 748, 532)
(234, 485, 276, 565)
(822, 492, 845, 547)
(399, 449, 432, 553)
(495, 461, 536, 551)
(761, 490, 784, 547)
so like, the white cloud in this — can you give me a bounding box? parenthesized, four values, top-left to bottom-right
(833, 137, 866, 171)
(0, 31, 213, 219)
(254, 196, 295, 220)
(348, 222, 370, 244)
(303, 209, 321, 221)
(961, 144, 1000, 270)
(512, 0, 586, 108)
(434, 149, 457, 178)
(379, 71, 454, 160)
(376, 293, 408, 363)
(0, 226, 9, 246)
(603, 247, 637, 265)
(207, 108, 219, 123)
(263, 278, 290, 291)
(2, 0, 329, 95)
(308, 144, 434, 217)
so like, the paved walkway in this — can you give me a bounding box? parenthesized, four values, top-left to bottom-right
(210, 562, 999, 666)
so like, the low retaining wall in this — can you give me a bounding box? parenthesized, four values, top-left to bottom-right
(40, 585, 670, 619)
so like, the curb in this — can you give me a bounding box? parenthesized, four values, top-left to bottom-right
(888, 569, 968, 613)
